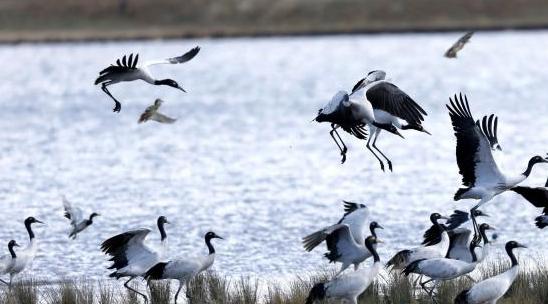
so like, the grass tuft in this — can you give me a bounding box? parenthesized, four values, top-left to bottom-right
(0, 260, 547, 304)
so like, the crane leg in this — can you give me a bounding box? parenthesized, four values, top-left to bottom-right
(0, 278, 8, 286)
(371, 129, 393, 171)
(101, 82, 122, 113)
(366, 133, 385, 171)
(174, 281, 183, 304)
(185, 281, 192, 300)
(329, 124, 347, 164)
(472, 195, 493, 212)
(124, 277, 148, 304)
(419, 278, 433, 294)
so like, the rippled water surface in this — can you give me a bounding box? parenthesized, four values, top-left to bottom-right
(0, 31, 547, 281)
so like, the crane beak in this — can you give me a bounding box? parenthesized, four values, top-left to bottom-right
(13, 242, 20, 248)
(487, 226, 496, 230)
(395, 130, 405, 139)
(35, 219, 45, 225)
(517, 243, 527, 249)
(376, 239, 384, 243)
(377, 224, 384, 230)
(421, 128, 432, 135)
(440, 216, 450, 220)
(178, 87, 187, 93)
(215, 235, 224, 240)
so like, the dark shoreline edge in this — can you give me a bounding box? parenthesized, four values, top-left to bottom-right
(0, 23, 547, 45)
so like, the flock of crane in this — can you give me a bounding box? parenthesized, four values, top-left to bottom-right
(1, 32, 547, 304)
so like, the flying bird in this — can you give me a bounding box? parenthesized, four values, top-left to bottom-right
(305, 236, 382, 304)
(95, 46, 200, 112)
(62, 195, 100, 239)
(138, 98, 177, 124)
(349, 70, 429, 171)
(101, 216, 170, 303)
(315, 71, 415, 168)
(314, 91, 369, 163)
(445, 31, 474, 58)
(454, 241, 526, 304)
(446, 93, 548, 211)
(145, 231, 223, 304)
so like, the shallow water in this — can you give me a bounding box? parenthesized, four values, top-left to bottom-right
(0, 31, 547, 281)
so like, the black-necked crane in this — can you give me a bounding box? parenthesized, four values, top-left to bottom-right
(145, 231, 223, 304)
(62, 195, 100, 239)
(454, 241, 526, 304)
(511, 178, 548, 229)
(308, 221, 383, 275)
(101, 216, 170, 303)
(446, 93, 548, 211)
(444, 31, 474, 58)
(95, 46, 200, 112)
(10, 217, 44, 280)
(303, 201, 370, 252)
(402, 238, 481, 302)
(422, 209, 488, 246)
(138, 98, 177, 124)
(386, 213, 450, 270)
(305, 236, 382, 304)
(314, 91, 369, 164)
(315, 72, 413, 168)
(0, 240, 21, 287)
(349, 70, 429, 171)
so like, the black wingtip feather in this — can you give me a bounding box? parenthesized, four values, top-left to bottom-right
(386, 250, 411, 269)
(145, 262, 168, 280)
(305, 283, 326, 304)
(401, 259, 426, 276)
(351, 78, 366, 93)
(454, 289, 470, 304)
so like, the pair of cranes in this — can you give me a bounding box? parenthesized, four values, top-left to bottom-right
(0, 217, 43, 288)
(100, 216, 223, 304)
(316, 72, 548, 225)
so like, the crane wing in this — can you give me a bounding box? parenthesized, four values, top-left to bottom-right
(325, 224, 362, 262)
(101, 228, 159, 271)
(366, 82, 427, 125)
(150, 112, 177, 124)
(62, 195, 83, 226)
(143, 47, 200, 67)
(421, 224, 445, 246)
(446, 93, 504, 187)
(476, 114, 502, 151)
(337, 201, 369, 244)
(447, 228, 472, 254)
(511, 186, 548, 208)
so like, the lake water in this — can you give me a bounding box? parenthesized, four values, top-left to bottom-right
(0, 31, 547, 282)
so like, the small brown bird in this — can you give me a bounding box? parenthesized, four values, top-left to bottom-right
(138, 98, 177, 124)
(444, 31, 474, 58)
